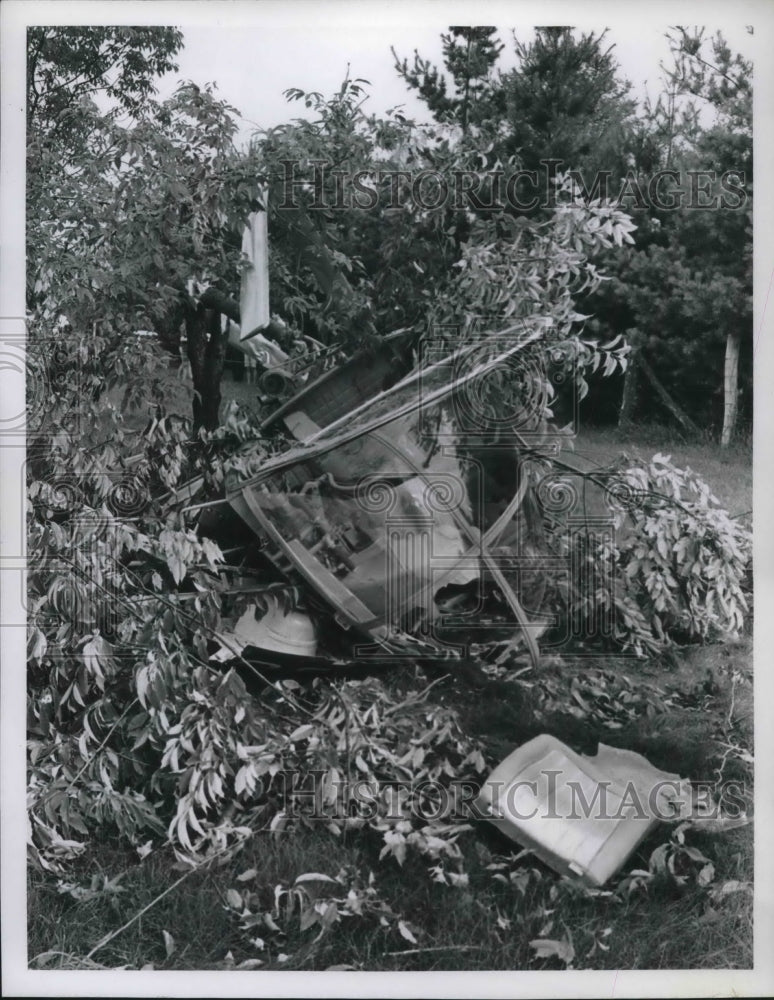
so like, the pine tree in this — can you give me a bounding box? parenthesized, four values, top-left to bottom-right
(501, 27, 636, 177)
(394, 26, 636, 181)
(392, 27, 504, 134)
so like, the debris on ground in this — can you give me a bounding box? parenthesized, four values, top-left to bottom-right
(475, 734, 689, 886)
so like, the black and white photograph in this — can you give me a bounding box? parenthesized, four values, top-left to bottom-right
(2, 1, 772, 996)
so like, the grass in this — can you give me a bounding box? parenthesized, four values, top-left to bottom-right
(28, 820, 753, 972)
(569, 424, 752, 518)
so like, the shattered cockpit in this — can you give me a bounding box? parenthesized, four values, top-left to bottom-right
(223, 330, 552, 665)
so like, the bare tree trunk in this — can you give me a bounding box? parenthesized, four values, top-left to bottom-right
(721, 331, 740, 448)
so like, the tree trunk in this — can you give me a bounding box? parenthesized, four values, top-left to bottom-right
(720, 331, 740, 448)
(185, 303, 228, 432)
(618, 347, 639, 430)
(183, 286, 291, 431)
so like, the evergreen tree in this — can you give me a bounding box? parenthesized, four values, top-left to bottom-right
(500, 27, 636, 182)
(393, 27, 504, 134)
(394, 25, 637, 182)
(583, 29, 752, 440)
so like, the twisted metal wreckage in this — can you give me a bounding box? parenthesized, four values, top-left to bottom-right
(192, 322, 626, 674)
(188, 198, 633, 675)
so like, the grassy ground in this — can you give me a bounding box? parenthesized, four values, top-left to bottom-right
(567, 424, 752, 518)
(28, 633, 753, 972)
(35, 375, 752, 971)
(28, 824, 753, 972)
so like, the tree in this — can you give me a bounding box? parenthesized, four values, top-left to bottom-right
(394, 26, 637, 190)
(666, 27, 752, 446)
(393, 27, 504, 134)
(27, 26, 183, 136)
(27, 28, 262, 429)
(582, 28, 752, 440)
(26, 26, 188, 328)
(27, 31, 388, 430)
(500, 27, 636, 181)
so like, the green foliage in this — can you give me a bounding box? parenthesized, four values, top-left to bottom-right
(393, 27, 505, 132)
(223, 866, 421, 967)
(501, 27, 636, 178)
(430, 174, 635, 331)
(26, 327, 216, 860)
(584, 29, 752, 433)
(28, 76, 253, 340)
(260, 67, 636, 364)
(556, 454, 752, 656)
(395, 26, 637, 181)
(27, 26, 183, 136)
(423, 173, 634, 430)
(663, 27, 752, 131)
(26, 324, 491, 869)
(612, 454, 751, 644)
(395, 24, 751, 438)
(26, 657, 755, 971)
(256, 75, 392, 347)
